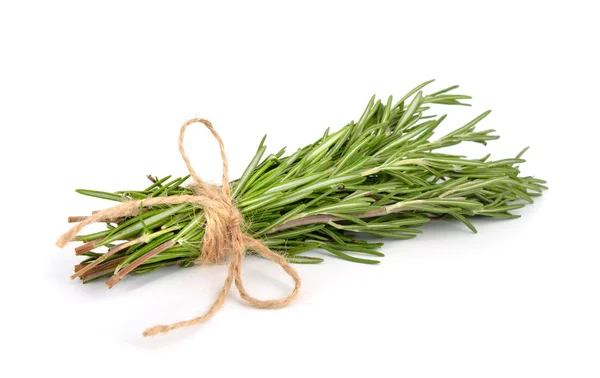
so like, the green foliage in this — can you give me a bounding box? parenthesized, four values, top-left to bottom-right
(73, 81, 546, 283)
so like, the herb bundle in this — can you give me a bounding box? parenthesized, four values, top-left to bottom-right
(61, 80, 546, 290)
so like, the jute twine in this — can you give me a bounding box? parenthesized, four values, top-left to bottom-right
(56, 119, 301, 337)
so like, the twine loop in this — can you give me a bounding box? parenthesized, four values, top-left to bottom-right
(57, 118, 301, 336)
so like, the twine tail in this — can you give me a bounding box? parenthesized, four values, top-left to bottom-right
(142, 259, 237, 337)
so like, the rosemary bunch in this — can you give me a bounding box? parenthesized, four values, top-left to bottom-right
(68, 80, 546, 285)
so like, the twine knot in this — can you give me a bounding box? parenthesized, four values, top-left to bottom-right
(57, 118, 301, 337)
(187, 182, 242, 266)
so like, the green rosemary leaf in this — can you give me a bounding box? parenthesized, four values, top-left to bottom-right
(319, 244, 381, 264)
(264, 172, 327, 194)
(268, 224, 327, 239)
(232, 136, 267, 198)
(396, 91, 423, 134)
(286, 256, 325, 264)
(394, 79, 435, 107)
(450, 213, 478, 233)
(144, 175, 172, 191)
(76, 189, 123, 202)
(76, 230, 111, 242)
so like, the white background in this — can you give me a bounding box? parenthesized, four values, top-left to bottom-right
(1, 1, 598, 377)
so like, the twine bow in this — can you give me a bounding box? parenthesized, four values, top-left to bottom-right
(56, 118, 301, 337)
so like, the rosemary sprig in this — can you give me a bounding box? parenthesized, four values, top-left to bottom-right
(68, 81, 546, 284)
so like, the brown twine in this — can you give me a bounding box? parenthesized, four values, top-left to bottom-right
(56, 118, 301, 337)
